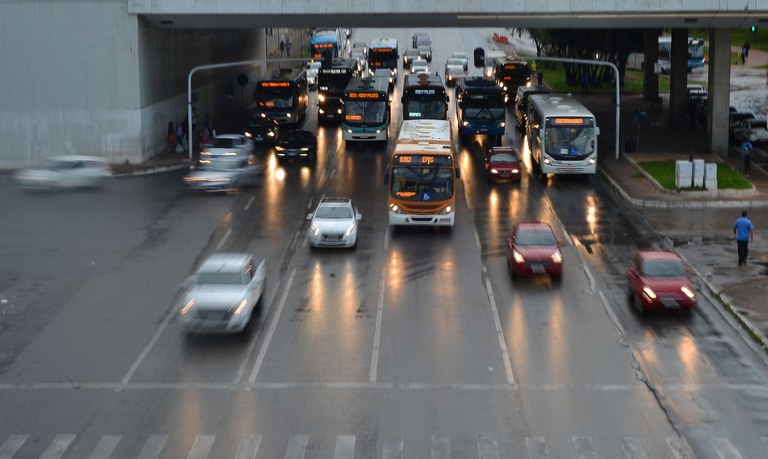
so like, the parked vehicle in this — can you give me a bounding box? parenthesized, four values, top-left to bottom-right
(729, 111, 756, 143)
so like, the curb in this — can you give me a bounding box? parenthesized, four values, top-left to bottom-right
(111, 163, 189, 177)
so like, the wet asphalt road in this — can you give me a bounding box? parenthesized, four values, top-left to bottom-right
(1, 28, 768, 459)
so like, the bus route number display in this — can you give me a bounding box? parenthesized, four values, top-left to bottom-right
(394, 154, 452, 166)
(552, 117, 587, 125)
(348, 92, 381, 100)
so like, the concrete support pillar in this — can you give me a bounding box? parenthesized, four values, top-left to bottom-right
(707, 29, 731, 155)
(643, 29, 660, 102)
(668, 28, 688, 126)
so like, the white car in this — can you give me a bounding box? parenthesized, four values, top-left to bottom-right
(451, 52, 469, 71)
(444, 58, 467, 87)
(179, 253, 266, 334)
(306, 197, 362, 248)
(410, 58, 429, 76)
(200, 134, 255, 159)
(305, 61, 322, 88)
(14, 156, 111, 190)
(184, 157, 262, 193)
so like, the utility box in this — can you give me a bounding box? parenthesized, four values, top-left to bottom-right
(692, 159, 705, 187)
(705, 162, 718, 190)
(675, 160, 693, 188)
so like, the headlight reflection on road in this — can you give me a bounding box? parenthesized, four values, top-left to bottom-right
(300, 166, 311, 188)
(487, 188, 499, 244)
(585, 196, 598, 236)
(678, 334, 701, 378)
(388, 251, 401, 292)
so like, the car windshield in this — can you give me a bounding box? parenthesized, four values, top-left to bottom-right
(391, 167, 454, 202)
(405, 50, 420, 57)
(489, 153, 517, 163)
(642, 259, 685, 277)
(195, 271, 244, 286)
(516, 229, 556, 246)
(44, 160, 80, 170)
(209, 138, 239, 148)
(315, 206, 353, 219)
(446, 59, 463, 67)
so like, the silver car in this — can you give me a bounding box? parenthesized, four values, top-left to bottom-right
(179, 253, 266, 334)
(306, 197, 362, 248)
(444, 58, 467, 87)
(14, 155, 111, 190)
(200, 134, 255, 159)
(305, 61, 322, 88)
(409, 58, 429, 76)
(184, 157, 262, 193)
(451, 52, 469, 71)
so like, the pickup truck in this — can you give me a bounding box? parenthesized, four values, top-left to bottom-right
(733, 118, 768, 144)
(179, 253, 266, 334)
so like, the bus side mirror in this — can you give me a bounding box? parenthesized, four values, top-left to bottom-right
(455, 168, 461, 179)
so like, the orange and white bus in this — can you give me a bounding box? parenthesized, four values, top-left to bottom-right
(386, 119, 460, 227)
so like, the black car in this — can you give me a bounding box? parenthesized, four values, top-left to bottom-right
(245, 116, 280, 143)
(275, 129, 317, 161)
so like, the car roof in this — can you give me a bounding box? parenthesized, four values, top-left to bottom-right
(320, 196, 352, 205)
(637, 248, 681, 261)
(198, 253, 251, 273)
(452, 52, 467, 56)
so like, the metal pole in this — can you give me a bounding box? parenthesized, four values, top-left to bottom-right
(528, 57, 621, 160)
(185, 57, 307, 161)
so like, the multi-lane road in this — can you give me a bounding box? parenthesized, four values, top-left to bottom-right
(1, 28, 768, 459)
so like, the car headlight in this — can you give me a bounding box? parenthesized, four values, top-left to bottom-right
(490, 168, 498, 174)
(318, 94, 326, 102)
(222, 152, 237, 156)
(681, 286, 696, 299)
(180, 298, 195, 315)
(511, 168, 519, 174)
(319, 109, 325, 114)
(311, 223, 320, 236)
(551, 251, 562, 263)
(201, 151, 211, 156)
(642, 286, 657, 300)
(286, 113, 292, 118)
(260, 113, 266, 118)
(512, 250, 525, 263)
(232, 299, 248, 315)
(389, 204, 404, 214)
(275, 146, 284, 151)
(462, 121, 469, 126)
(300, 147, 310, 151)
(245, 132, 253, 138)
(344, 224, 355, 237)
(337, 109, 342, 114)
(438, 205, 453, 215)
(267, 131, 275, 137)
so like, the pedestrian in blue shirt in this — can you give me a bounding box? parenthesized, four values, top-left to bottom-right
(733, 211, 754, 266)
(741, 140, 753, 176)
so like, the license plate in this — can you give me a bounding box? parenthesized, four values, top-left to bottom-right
(439, 218, 451, 223)
(531, 264, 545, 274)
(661, 298, 679, 308)
(288, 152, 298, 157)
(254, 135, 263, 140)
(500, 174, 510, 178)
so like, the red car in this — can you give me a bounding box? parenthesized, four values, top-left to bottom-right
(626, 249, 696, 313)
(486, 147, 521, 183)
(505, 222, 563, 280)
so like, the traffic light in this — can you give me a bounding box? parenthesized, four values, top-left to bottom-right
(751, 26, 756, 33)
(473, 47, 485, 69)
(752, 25, 757, 41)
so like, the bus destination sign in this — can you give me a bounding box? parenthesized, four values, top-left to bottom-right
(413, 89, 436, 95)
(551, 117, 588, 125)
(394, 154, 452, 166)
(260, 81, 291, 88)
(348, 92, 381, 100)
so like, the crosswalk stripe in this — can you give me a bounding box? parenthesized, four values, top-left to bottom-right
(382, 438, 403, 459)
(0, 435, 28, 459)
(235, 434, 262, 459)
(333, 435, 355, 459)
(524, 437, 550, 459)
(283, 435, 308, 459)
(666, 437, 697, 459)
(89, 435, 121, 459)
(710, 437, 744, 459)
(431, 435, 451, 459)
(137, 435, 168, 459)
(572, 437, 598, 459)
(40, 434, 76, 459)
(622, 437, 649, 459)
(477, 436, 500, 459)
(186, 435, 215, 459)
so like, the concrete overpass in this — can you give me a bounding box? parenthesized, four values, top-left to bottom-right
(1, 0, 767, 167)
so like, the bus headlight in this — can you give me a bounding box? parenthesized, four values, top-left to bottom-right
(543, 158, 551, 165)
(588, 158, 596, 165)
(260, 113, 266, 118)
(318, 94, 326, 102)
(462, 121, 469, 126)
(245, 132, 253, 138)
(300, 147, 309, 151)
(438, 205, 453, 214)
(286, 113, 292, 118)
(499, 122, 506, 128)
(376, 129, 382, 134)
(389, 204, 404, 214)
(346, 129, 353, 134)
(337, 109, 342, 114)
(267, 131, 275, 137)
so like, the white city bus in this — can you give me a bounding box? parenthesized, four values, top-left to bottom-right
(526, 93, 599, 175)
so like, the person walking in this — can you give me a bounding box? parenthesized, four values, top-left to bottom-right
(166, 121, 176, 153)
(734, 211, 755, 266)
(741, 45, 747, 65)
(741, 139, 753, 176)
(744, 40, 751, 58)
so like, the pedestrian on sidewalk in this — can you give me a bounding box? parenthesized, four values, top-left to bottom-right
(744, 40, 751, 58)
(741, 45, 747, 65)
(166, 121, 176, 153)
(741, 139, 753, 176)
(175, 123, 185, 153)
(733, 211, 755, 266)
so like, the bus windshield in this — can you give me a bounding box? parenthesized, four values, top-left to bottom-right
(544, 125, 595, 160)
(463, 94, 504, 119)
(345, 99, 387, 125)
(258, 87, 294, 109)
(404, 94, 447, 120)
(391, 166, 454, 202)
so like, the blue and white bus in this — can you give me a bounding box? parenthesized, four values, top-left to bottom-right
(342, 76, 391, 143)
(253, 67, 308, 127)
(526, 93, 599, 175)
(368, 38, 399, 83)
(310, 29, 343, 59)
(455, 77, 506, 139)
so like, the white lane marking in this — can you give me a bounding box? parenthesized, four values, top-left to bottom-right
(0, 435, 28, 459)
(622, 437, 649, 459)
(484, 273, 515, 384)
(333, 435, 355, 459)
(667, 437, 697, 459)
(384, 229, 389, 250)
(186, 435, 215, 459)
(369, 269, 386, 383)
(599, 289, 625, 337)
(525, 437, 550, 459)
(477, 436, 500, 459)
(235, 435, 262, 459)
(710, 437, 744, 459)
(89, 435, 121, 459)
(306, 196, 314, 210)
(249, 268, 296, 384)
(431, 435, 451, 459)
(583, 264, 595, 293)
(283, 435, 308, 459)
(120, 298, 179, 388)
(244, 195, 255, 211)
(572, 437, 598, 459)
(235, 277, 283, 384)
(40, 434, 76, 459)
(216, 228, 232, 251)
(382, 438, 403, 459)
(288, 230, 300, 251)
(474, 227, 482, 250)
(137, 435, 168, 459)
